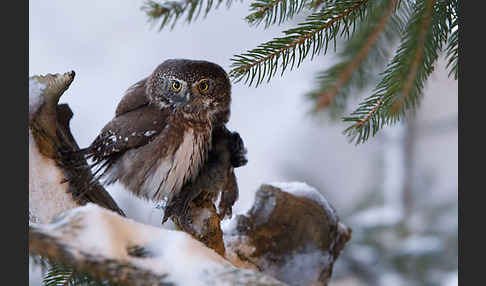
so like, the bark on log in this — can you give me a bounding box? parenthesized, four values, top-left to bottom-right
(223, 183, 352, 286)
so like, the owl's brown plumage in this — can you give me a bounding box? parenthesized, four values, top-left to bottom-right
(84, 59, 239, 215)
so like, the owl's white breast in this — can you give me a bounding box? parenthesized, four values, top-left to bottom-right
(142, 128, 207, 203)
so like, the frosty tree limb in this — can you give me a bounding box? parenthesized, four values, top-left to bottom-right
(29, 72, 124, 224)
(29, 226, 172, 286)
(29, 204, 285, 286)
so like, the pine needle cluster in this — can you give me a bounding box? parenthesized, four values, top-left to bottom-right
(30, 256, 115, 286)
(143, 0, 458, 143)
(142, 0, 239, 30)
(342, 0, 453, 143)
(43, 263, 111, 286)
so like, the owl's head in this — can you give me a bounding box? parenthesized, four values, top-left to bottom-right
(146, 59, 231, 124)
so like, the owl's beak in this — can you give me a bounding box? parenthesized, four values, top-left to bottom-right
(171, 92, 191, 106)
(184, 92, 191, 102)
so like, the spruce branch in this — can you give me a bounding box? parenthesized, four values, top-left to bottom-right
(43, 262, 113, 286)
(446, 1, 457, 79)
(342, 0, 450, 144)
(308, 0, 409, 117)
(230, 0, 369, 87)
(446, 21, 457, 79)
(245, 0, 309, 28)
(142, 0, 237, 30)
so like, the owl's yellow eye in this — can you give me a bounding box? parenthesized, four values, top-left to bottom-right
(198, 81, 209, 93)
(172, 81, 182, 91)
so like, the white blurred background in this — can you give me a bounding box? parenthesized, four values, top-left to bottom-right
(29, 1, 457, 285)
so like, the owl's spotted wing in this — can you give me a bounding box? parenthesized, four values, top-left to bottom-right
(85, 77, 169, 181)
(86, 105, 170, 183)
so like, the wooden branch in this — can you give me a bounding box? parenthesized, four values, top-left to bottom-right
(29, 71, 75, 158)
(29, 228, 173, 286)
(29, 72, 124, 224)
(29, 204, 286, 286)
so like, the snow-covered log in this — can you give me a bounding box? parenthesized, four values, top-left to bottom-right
(223, 183, 352, 286)
(29, 204, 285, 286)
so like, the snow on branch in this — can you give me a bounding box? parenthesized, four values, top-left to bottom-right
(29, 204, 285, 286)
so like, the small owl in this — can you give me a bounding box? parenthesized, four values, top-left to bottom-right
(83, 59, 236, 215)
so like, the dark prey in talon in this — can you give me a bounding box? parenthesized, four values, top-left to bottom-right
(76, 59, 237, 220)
(161, 126, 247, 224)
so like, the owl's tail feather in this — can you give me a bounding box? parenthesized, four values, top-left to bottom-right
(55, 145, 126, 217)
(57, 146, 97, 169)
(72, 160, 113, 201)
(60, 146, 90, 157)
(89, 160, 112, 183)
